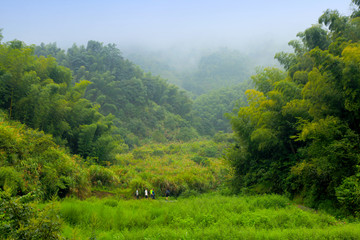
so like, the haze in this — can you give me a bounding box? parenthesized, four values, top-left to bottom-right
(0, 0, 354, 67)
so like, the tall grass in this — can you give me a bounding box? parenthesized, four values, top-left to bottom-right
(59, 194, 360, 239)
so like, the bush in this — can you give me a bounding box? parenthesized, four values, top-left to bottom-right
(132, 149, 150, 160)
(167, 144, 181, 154)
(199, 145, 219, 158)
(191, 155, 209, 166)
(152, 149, 164, 157)
(89, 165, 119, 187)
(0, 118, 91, 200)
(0, 167, 24, 196)
(151, 130, 167, 143)
(175, 127, 198, 142)
(336, 175, 360, 215)
(213, 131, 234, 143)
(129, 177, 150, 197)
(150, 176, 180, 197)
(0, 192, 63, 239)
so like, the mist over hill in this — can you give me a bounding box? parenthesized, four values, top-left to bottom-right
(123, 42, 285, 96)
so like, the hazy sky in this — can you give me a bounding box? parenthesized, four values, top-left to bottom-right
(0, 0, 354, 51)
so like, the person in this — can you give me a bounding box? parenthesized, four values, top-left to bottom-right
(151, 189, 155, 199)
(145, 188, 148, 199)
(150, 189, 154, 199)
(165, 189, 170, 201)
(135, 189, 139, 199)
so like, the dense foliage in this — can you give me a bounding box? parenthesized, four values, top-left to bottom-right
(0, 110, 233, 237)
(2, 1, 360, 237)
(228, 0, 360, 215)
(192, 81, 251, 136)
(126, 47, 253, 135)
(0, 193, 63, 239)
(0, 108, 229, 199)
(0, 38, 122, 163)
(112, 140, 231, 198)
(0, 112, 90, 200)
(34, 41, 197, 147)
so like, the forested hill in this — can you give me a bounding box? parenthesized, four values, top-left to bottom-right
(0, 38, 119, 164)
(34, 42, 252, 139)
(0, 29, 253, 166)
(227, 1, 360, 215)
(192, 81, 252, 136)
(34, 41, 198, 146)
(0, 36, 204, 165)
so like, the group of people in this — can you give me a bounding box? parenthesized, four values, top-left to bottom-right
(135, 188, 170, 200)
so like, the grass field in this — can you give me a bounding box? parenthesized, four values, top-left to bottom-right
(58, 194, 360, 239)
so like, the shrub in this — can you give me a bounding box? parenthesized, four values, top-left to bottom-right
(175, 127, 198, 142)
(213, 131, 234, 143)
(0, 167, 24, 196)
(152, 149, 164, 157)
(166, 144, 181, 154)
(129, 177, 150, 197)
(0, 118, 91, 200)
(191, 155, 209, 166)
(199, 145, 219, 158)
(0, 192, 63, 239)
(132, 149, 150, 160)
(89, 165, 119, 187)
(336, 175, 360, 215)
(151, 130, 167, 143)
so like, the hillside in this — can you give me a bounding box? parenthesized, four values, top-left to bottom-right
(192, 81, 252, 136)
(33, 41, 253, 143)
(34, 41, 198, 148)
(0, 110, 230, 200)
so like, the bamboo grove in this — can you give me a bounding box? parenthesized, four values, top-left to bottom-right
(227, 1, 360, 215)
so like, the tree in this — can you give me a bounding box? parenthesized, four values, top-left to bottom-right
(0, 38, 121, 162)
(229, 4, 360, 213)
(35, 40, 197, 143)
(297, 24, 330, 50)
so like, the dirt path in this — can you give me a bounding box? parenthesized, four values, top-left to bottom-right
(91, 190, 115, 198)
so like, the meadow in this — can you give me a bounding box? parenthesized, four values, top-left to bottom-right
(58, 194, 360, 239)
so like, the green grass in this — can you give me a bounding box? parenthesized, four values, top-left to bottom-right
(58, 194, 360, 239)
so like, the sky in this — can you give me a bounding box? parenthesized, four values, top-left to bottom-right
(0, 0, 354, 52)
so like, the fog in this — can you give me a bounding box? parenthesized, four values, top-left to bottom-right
(0, 0, 354, 69)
